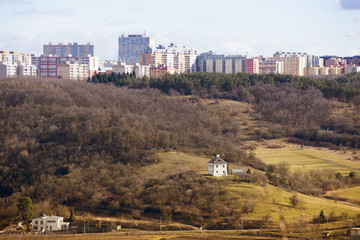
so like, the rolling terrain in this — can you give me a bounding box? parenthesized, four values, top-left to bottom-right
(1, 75, 360, 239)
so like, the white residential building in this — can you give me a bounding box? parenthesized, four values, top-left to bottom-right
(208, 154, 228, 177)
(18, 63, 37, 77)
(32, 214, 69, 233)
(57, 61, 89, 80)
(112, 62, 150, 78)
(0, 62, 17, 78)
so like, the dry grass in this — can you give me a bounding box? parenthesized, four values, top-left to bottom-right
(325, 186, 360, 202)
(228, 182, 360, 222)
(255, 142, 360, 175)
(0, 232, 276, 240)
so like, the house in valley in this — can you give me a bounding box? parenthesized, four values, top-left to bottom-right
(208, 154, 228, 177)
(32, 214, 69, 233)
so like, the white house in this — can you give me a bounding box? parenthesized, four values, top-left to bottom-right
(208, 154, 228, 177)
(32, 214, 69, 233)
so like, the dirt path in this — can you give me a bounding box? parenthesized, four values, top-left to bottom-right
(320, 158, 360, 171)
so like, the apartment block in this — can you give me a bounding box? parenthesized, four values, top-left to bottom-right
(57, 61, 89, 80)
(196, 51, 244, 74)
(33, 55, 98, 78)
(0, 51, 37, 78)
(44, 43, 98, 57)
(118, 34, 155, 64)
(245, 58, 260, 74)
(150, 64, 175, 78)
(112, 62, 150, 78)
(143, 43, 197, 74)
(324, 58, 347, 69)
(259, 60, 284, 74)
(18, 63, 37, 77)
(269, 54, 306, 76)
(0, 62, 18, 78)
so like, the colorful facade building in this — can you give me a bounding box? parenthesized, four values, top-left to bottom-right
(150, 64, 175, 78)
(33, 55, 98, 78)
(0, 51, 36, 78)
(245, 58, 260, 74)
(259, 60, 284, 74)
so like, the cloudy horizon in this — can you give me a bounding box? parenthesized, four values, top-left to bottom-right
(0, 0, 359, 60)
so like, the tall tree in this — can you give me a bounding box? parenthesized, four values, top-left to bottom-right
(69, 209, 75, 222)
(17, 197, 34, 231)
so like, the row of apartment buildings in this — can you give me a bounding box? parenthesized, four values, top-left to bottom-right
(1, 35, 360, 80)
(0, 43, 99, 80)
(117, 34, 360, 78)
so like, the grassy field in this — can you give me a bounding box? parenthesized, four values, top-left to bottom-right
(325, 186, 360, 202)
(255, 144, 360, 175)
(228, 181, 360, 222)
(140, 151, 360, 223)
(141, 152, 211, 175)
(140, 151, 250, 176)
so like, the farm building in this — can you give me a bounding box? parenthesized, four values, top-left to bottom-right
(208, 154, 228, 177)
(232, 169, 245, 176)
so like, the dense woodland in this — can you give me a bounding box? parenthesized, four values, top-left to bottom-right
(1, 72, 360, 228)
(0, 78, 254, 226)
(90, 72, 360, 148)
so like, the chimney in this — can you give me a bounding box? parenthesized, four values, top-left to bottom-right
(216, 154, 220, 158)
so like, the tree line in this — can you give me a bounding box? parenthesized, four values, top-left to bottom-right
(88, 72, 360, 102)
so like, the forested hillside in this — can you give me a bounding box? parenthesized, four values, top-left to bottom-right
(90, 72, 360, 148)
(2, 73, 360, 229)
(0, 78, 259, 225)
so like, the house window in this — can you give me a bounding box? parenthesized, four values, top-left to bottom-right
(35, 221, 38, 224)
(216, 165, 218, 168)
(223, 165, 225, 168)
(216, 171, 218, 173)
(41, 221, 43, 224)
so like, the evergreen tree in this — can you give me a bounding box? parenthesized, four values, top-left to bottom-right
(17, 197, 34, 231)
(69, 209, 75, 222)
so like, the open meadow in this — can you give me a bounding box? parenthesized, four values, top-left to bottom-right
(255, 144, 360, 175)
(141, 151, 360, 223)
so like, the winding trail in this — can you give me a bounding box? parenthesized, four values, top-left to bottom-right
(320, 158, 360, 171)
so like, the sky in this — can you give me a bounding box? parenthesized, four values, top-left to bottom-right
(0, 0, 359, 60)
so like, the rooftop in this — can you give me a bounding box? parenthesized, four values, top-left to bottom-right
(208, 154, 227, 164)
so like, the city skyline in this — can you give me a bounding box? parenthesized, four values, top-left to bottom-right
(0, 0, 359, 60)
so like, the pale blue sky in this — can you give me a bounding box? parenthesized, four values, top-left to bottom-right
(0, 0, 359, 60)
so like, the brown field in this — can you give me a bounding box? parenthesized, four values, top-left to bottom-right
(0, 231, 281, 240)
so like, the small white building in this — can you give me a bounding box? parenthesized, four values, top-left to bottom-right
(208, 154, 228, 177)
(351, 228, 360, 237)
(32, 214, 69, 233)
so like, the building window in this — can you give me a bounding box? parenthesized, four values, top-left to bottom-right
(216, 165, 218, 168)
(216, 171, 218, 173)
(35, 221, 38, 224)
(223, 165, 225, 167)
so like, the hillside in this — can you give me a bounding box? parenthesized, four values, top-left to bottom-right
(2, 76, 360, 235)
(0, 78, 257, 227)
